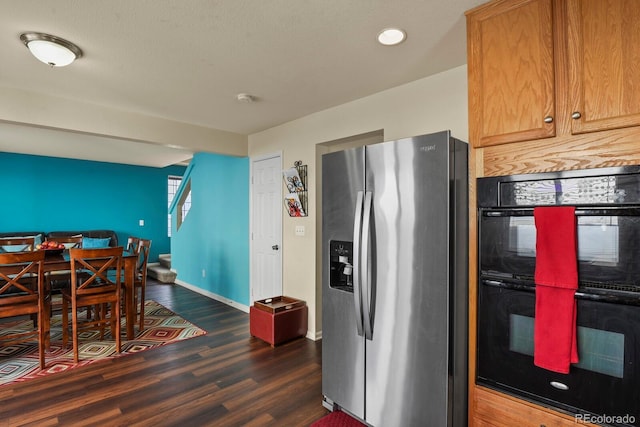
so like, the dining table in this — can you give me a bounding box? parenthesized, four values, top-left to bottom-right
(43, 249, 139, 340)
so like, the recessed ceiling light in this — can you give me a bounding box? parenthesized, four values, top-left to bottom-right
(20, 32, 83, 67)
(377, 28, 407, 46)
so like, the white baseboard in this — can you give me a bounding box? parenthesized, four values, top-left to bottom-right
(174, 279, 323, 341)
(307, 330, 322, 341)
(174, 279, 250, 313)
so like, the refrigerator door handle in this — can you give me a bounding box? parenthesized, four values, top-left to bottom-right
(362, 191, 373, 340)
(353, 190, 365, 337)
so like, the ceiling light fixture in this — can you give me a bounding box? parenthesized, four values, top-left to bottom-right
(20, 32, 83, 67)
(377, 28, 407, 46)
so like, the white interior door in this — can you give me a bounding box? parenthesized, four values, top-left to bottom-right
(250, 154, 283, 303)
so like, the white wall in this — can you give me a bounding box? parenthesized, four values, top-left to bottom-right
(248, 64, 469, 338)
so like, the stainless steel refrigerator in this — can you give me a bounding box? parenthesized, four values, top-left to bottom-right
(321, 131, 468, 427)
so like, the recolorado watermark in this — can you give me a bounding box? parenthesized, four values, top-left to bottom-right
(575, 413, 636, 424)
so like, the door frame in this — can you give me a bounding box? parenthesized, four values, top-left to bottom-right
(249, 151, 283, 304)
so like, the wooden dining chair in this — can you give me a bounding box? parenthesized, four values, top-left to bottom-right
(126, 236, 141, 254)
(0, 250, 48, 369)
(133, 239, 152, 331)
(46, 235, 84, 294)
(0, 236, 36, 253)
(61, 247, 123, 363)
(54, 235, 83, 249)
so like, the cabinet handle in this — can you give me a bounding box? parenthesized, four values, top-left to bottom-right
(543, 116, 553, 123)
(571, 111, 582, 119)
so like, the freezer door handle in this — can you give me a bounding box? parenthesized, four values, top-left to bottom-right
(352, 190, 365, 336)
(362, 191, 373, 340)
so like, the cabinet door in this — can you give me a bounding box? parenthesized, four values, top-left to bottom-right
(567, 0, 640, 134)
(467, 0, 555, 147)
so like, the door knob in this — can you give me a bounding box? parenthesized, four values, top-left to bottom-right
(272, 244, 279, 250)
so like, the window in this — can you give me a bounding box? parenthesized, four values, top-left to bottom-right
(168, 176, 180, 237)
(176, 180, 192, 231)
(168, 176, 191, 236)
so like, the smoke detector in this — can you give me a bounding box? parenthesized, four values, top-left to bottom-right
(236, 93, 255, 103)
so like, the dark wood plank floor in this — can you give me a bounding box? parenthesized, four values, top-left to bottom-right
(0, 279, 329, 426)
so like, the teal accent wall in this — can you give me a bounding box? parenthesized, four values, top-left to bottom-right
(0, 152, 186, 262)
(170, 152, 250, 306)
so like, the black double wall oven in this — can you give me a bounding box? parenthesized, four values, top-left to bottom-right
(477, 166, 640, 426)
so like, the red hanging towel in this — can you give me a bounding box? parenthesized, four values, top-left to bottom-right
(533, 206, 579, 374)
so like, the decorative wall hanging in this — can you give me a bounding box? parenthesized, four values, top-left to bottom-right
(283, 161, 308, 217)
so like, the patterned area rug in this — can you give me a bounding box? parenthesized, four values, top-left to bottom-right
(0, 300, 207, 386)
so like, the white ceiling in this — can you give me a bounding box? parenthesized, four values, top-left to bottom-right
(0, 0, 485, 167)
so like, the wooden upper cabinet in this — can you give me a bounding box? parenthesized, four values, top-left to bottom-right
(467, 0, 640, 148)
(466, 0, 555, 148)
(567, 0, 640, 134)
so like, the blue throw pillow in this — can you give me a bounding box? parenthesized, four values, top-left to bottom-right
(82, 237, 111, 248)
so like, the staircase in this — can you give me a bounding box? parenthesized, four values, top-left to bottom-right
(147, 254, 177, 283)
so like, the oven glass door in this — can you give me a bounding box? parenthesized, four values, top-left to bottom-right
(477, 281, 640, 426)
(479, 209, 640, 290)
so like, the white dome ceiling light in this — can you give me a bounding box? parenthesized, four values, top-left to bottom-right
(377, 28, 407, 46)
(20, 32, 83, 67)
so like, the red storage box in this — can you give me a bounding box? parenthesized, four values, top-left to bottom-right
(250, 296, 308, 346)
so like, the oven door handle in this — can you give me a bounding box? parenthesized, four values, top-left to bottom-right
(482, 279, 536, 292)
(481, 278, 640, 306)
(481, 206, 640, 217)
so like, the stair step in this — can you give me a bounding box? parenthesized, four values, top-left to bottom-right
(147, 262, 176, 283)
(158, 253, 171, 269)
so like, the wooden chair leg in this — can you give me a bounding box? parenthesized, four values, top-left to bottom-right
(62, 298, 69, 348)
(132, 289, 137, 324)
(72, 303, 79, 364)
(43, 297, 51, 352)
(139, 286, 145, 331)
(43, 303, 51, 354)
(99, 304, 108, 340)
(38, 311, 46, 370)
(115, 302, 121, 353)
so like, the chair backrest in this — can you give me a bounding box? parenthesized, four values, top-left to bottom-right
(126, 236, 141, 254)
(69, 247, 123, 297)
(0, 251, 45, 315)
(0, 237, 35, 253)
(136, 239, 152, 280)
(53, 235, 83, 249)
